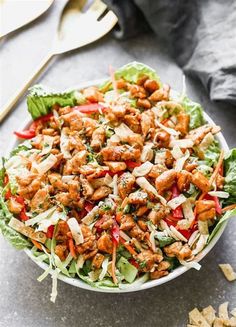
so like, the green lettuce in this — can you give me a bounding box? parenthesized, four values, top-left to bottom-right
(204, 140, 221, 167)
(27, 85, 86, 120)
(223, 149, 236, 205)
(10, 141, 32, 157)
(115, 61, 161, 84)
(181, 95, 205, 129)
(208, 208, 236, 243)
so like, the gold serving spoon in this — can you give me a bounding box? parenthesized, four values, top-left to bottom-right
(0, 0, 118, 123)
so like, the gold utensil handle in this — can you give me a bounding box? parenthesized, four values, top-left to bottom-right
(0, 52, 54, 123)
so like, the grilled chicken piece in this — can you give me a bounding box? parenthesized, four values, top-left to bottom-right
(164, 241, 192, 260)
(91, 126, 106, 151)
(55, 244, 68, 261)
(104, 161, 127, 173)
(155, 169, 177, 192)
(97, 233, 113, 254)
(30, 188, 50, 211)
(186, 124, 221, 145)
(128, 191, 148, 205)
(154, 130, 170, 148)
(148, 164, 167, 179)
(136, 250, 163, 272)
(175, 113, 190, 136)
(141, 111, 155, 138)
(92, 253, 105, 269)
(129, 224, 146, 241)
(118, 172, 135, 199)
(148, 204, 170, 225)
(48, 173, 68, 191)
(177, 170, 192, 192)
(7, 198, 23, 215)
(101, 145, 140, 162)
(77, 225, 97, 254)
(91, 186, 111, 201)
(120, 214, 135, 231)
(195, 200, 216, 221)
(150, 270, 169, 280)
(55, 221, 70, 243)
(61, 111, 83, 131)
(191, 171, 211, 193)
(80, 175, 94, 198)
(83, 86, 104, 103)
(148, 84, 170, 102)
(70, 150, 88, 173)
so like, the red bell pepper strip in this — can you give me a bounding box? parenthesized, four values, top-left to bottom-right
(4, 189, 12, 200)
(46, 225, 55, 239)
(171, 184, 183, 219)
(14, 113, 53, 139)
(111, 222, 120, 245)
(15, 196, 25, 205)
(73, 103, 106, 114)
(85, 202, 95, 213)
(19, 207, 29, 221)
(14, 130, 36, 139)
(125, 161, 141, 169)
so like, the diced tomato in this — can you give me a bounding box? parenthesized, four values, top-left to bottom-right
(46, 225, 54, 239)
(178, 229, 192, 240)
(111, 222, 119, 245)
(85, 202, 95, 213)
(129, 258, 140, 269)
(96, 169, 124, 178)
(19, 208, 29, 221)
(171, 184, 183, 219)
(73, 103, 106, 114)
(15, 196, 25, 205)
(125, 161, 141, 169)
(4, 189, 12, 200)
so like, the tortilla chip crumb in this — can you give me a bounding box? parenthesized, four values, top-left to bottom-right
(219, 264, 236, 282)
(188, 303, 236, 327)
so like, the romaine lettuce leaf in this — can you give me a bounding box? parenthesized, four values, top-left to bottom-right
(115, 61, 161, 84)
(208, 208, 236, 243)
(10, 141, 32, 157)
(0, 210, 31, 249)
(204, 140, 221, 167)
(181, 95, 205, 129)
(27, 85, 86, 120)
(223, 148, 236, 204)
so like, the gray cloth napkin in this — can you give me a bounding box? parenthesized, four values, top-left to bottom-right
(105, 0, 236, 105)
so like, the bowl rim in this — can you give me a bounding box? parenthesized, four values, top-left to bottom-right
(8, 78, 230, 293)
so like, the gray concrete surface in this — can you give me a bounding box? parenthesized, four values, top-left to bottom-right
(0, 1, 236, 326)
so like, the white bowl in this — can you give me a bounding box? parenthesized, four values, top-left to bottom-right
(9, 79, 230, 293)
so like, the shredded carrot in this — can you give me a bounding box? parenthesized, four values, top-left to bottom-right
(209, 149, 224, 186)
(109, 65, 119, 100)
(116, 212, 122, 224)
(111, 243, 118, 284)
(222, 204, 236, 213)
(120, 237, 137, 256)
(68, 238, 77, 259)
(31, 239, 43, 251)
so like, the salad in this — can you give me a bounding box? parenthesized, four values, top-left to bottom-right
(1, 62, 236, 301)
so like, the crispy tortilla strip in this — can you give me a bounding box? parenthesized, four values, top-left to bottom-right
(202, 305, 216, 325)
(213, 318, 224, 327)
(231, 309, 236, 318)
(9, 217, 46, 244)
(218, 302, 229, 320)
(189, 308, 211, 327)
(219, 264, 236, 282)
